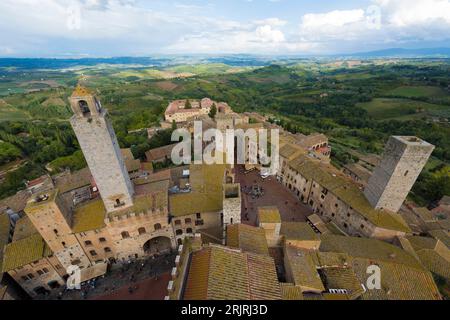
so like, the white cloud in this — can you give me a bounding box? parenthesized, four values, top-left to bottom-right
(375, 0, 450, 26)
(0, 0, 449, 56)
(255, 25, 285, 43)
(296, 0, 450, 51)
(301, 10, 365, 29)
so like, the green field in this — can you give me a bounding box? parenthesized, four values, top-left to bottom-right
(0, 102, 31, 121)
(386, 85, 449, 98)
(358, 98, 450, 120)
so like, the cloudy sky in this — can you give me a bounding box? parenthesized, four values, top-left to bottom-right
(0, 0, 449, 57)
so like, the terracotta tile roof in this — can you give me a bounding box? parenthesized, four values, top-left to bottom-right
(170, 192, 223, 217)
(352, 258, 441, 300)
(258, 207, 281, 224)
(288, 155, 410, 233)
(280, 283, 304, 300)
(284, 245, 325, 292)
(184, 245, 281, 300)
(317, 252, 351, 267)
(227, 224, 269, 256)
(11, 216, 37, 241)
(169, 163, 227, 217)
(134, 169, 171, 186)
(71, 85, 92, 97)
(279, 144, 305, 161)
(281, 222, 319, 241)
(54, 167, 92, 194)
(320, 234, 423, 269)
(108, 190, 168, 219)
(0, 213, 10, 245)
(2, 233, 52, 272)
(145, 144, 177, 162)
(319, 235, 441, 300)
(416, 250, 450, 280)
(343, 163, 372, 182)
(183, 247, 211, 300)
(71, 199, 106, 233)
(298, 133, 328, 148)
(320, 267, 364, 300)
(333, 184, 411, 233)
(402, 235, 450, 280)
(406, 236, 438, 251)
(26, 175, 49, 188)
(0, 213, 12, 276)
(0, 190, 30, 213)
(430, 230, 450, 248)
(121, 148, 141, 172)
(413, 207, 435, 222)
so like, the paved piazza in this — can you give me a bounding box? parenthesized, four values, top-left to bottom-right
(235, 165, 313, 226)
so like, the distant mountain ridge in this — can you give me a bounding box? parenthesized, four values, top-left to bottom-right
(343, 48, 450, 58)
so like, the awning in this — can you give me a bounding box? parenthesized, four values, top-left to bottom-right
(80, 262, 108, 283)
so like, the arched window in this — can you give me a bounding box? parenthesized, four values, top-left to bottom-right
(104, 247, 112, 253)
(186, 228, 193, 234)
(175, 220, 181, 225)
(154, 223, 162, 231)
(49, 281, 61, 289)
(177, 239, 183, 245)
(176, 229, 183, 236)
(404, 170, 409, 177)
(121, 231, 130, 239)
(138, 227, 146, 235)
(78, 100, 90, 116)
(84, 240, 93, 246)
(90, 250, 97, 256)
(99, 237, 106, 243)
(185, 218, 192, 224)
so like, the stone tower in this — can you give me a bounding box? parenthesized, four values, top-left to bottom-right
(25, 190, 91, 269)
(222, 184, 242, 226)
(364, 136, 434, 213)
(69, 86, 134, 213)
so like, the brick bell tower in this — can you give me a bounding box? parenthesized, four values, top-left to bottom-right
(69, 85, 134, 213)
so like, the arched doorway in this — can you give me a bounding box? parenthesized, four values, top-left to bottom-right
(143, 236, 172, 256)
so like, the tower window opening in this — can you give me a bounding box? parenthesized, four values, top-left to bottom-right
(78, 100, 91, 117)
(115, 199, 125, 208)
(404, 170, 409, 177)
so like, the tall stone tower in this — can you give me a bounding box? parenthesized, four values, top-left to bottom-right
(364, 136, 434, 213)
(222, 184, 242, 226)
(69, 86, 134, 213)
(25, 190, 91, 269)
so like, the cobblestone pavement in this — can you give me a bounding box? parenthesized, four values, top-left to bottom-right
(93, 273, 171, 300)
(235, 166, 312, 226)
(44, 252, 176, 300)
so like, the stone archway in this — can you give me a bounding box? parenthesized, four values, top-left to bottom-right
(143, 236, 172, 256)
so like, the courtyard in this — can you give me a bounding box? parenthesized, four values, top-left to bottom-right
(235, 165, 312, 226)
(42, 252, 176, 301)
